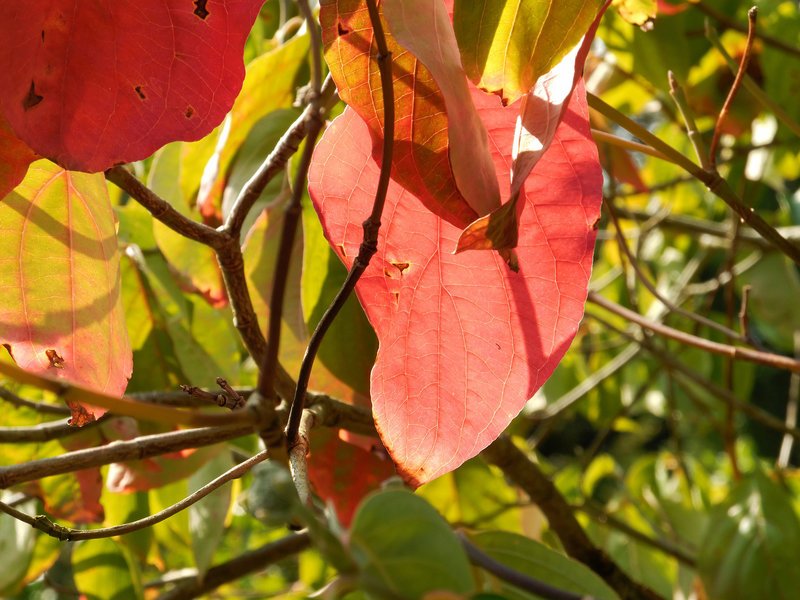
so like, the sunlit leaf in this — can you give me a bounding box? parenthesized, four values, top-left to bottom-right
(453, 0, 605, 105)
(308, 89, 601, 486)
(0, 160, 132, 423)
(0, 1, 264, 172)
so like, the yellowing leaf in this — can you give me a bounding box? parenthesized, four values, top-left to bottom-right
(0, 160, 132, 422)
(454, 0, 606, 105)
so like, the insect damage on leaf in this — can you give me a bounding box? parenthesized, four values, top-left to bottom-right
(45, 349, 65, 369)
(193, 0, 210, 19)
(23, 81, 43, 111)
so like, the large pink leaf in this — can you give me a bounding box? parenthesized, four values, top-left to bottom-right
(0, 160, 132, 424)
(0, 1, 263, 172)
(308, 88, 602, 486)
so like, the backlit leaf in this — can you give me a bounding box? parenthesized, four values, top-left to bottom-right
(73, 537, 144, 600)
(453, 0, 606, 105)
(307, 427, 396, 526)
(320, 0, 478, 230)
(308, 90, 601, 485)
(0, 160, 132, 423)
(0, 1, 264, 172)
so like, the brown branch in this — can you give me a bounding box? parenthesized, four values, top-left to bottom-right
(1, 451, 267, 541)
(156, 532, 311, 600)
(0, 425, 251, 489)
(222, 76, 337, 238)
(585, 310, 800, 442)
(708, 7, 758, 169)
(587, 92, 800, 267)
(576, 503, 697, 567)
(286, 0, 395, 445)
(0, 414, 109, 443)
(481, 436, 663, 600)
(105, 166, 223, 247)
(0, 387, 71, 415)
(587, 291, 800, 374)
(693, 0, 800, 59)
(604, 198, 745, 343)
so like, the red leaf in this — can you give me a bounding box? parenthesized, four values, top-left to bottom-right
(0, 1, 263, 172)
(308, 89, 602, 486)
(307, 428, 396, 526)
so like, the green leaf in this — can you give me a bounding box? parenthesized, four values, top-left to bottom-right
(149, 143, 227, 307)
(469, 530, 620, 600)
(349, 489, 475, 598)
(0, 495, 37, 596)
(698, 470, 800, 600)
(453, 0, 605, 104)
(302, 200, 377, 397)
(73, 538, 144, 600)
(189, 450, 234, 576)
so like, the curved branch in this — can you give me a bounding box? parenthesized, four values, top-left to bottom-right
(156, 533, 311, 600)
(481, 436, 663, 600)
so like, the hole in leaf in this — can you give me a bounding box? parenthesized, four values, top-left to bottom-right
(193, 0, 210, 19)
(390, 261, 410, 275)
(134, 85, 146, 100)
(337, 244, 347, 258)
(45, 349, 65, 369)
(337, 22, 350, 36)
(392, 291, 400, 305)
(383, 267, 393, 278)
(185, 106, 195, 118)
(23, 81, 43, 111)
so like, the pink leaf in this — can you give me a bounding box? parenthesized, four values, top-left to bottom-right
(308, 88, 602, 486)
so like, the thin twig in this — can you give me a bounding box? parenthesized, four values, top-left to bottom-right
(587, 92, 800, 267)
(587, 291, 800, 373)
(585, 311, 800, 442)
(105, 166, 223, 247)
(693, 0, 800, 60)
(668, 71, 709, 169)
(223, 76, 337, 238)
(0, 387, 71, 415)
(257, 0, 326, 405)
(590, 129, 671, 162)
(0, 414, 109, 443)
(705, 21, 800, 138)
(708, 7, 758, 169)
(156, 532, 311, 600)
(0, 425, 251, 489)
(604, 198, 746, 343)
(286, 0, 395, 446)
(576, 503, 697, 567)
(457, 532, 603, 600)
(0, 451, 267, 541)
